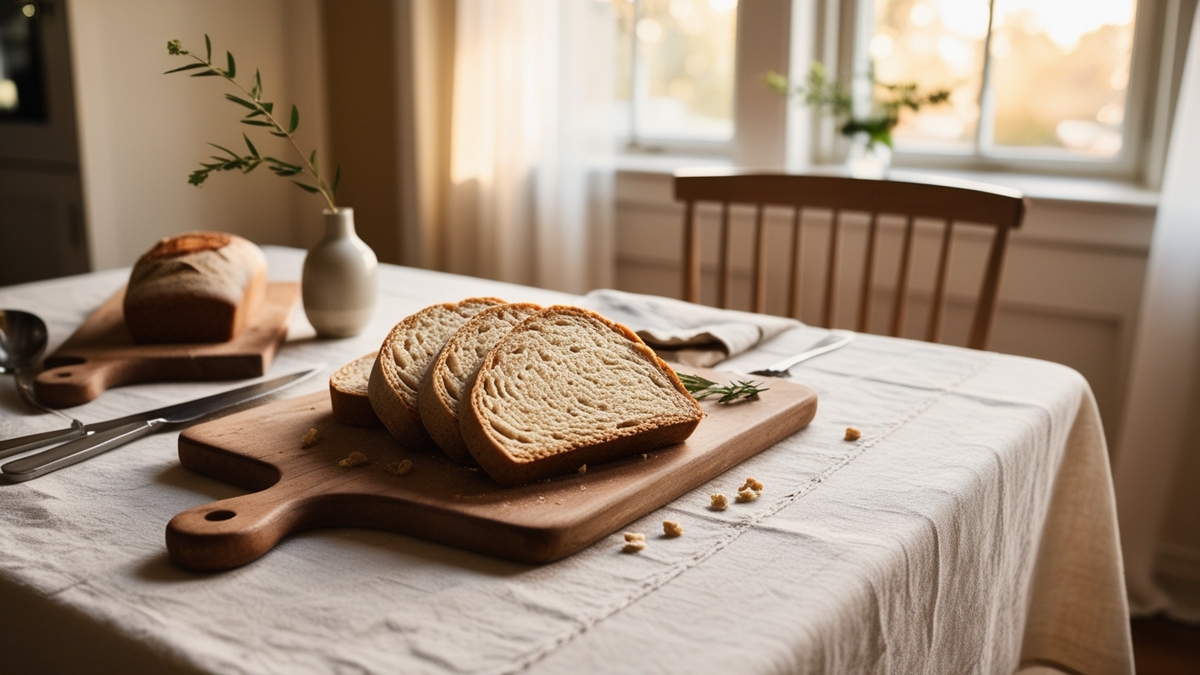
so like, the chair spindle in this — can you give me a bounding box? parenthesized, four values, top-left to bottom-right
(857, 212, 880, 333)
(683, 200, 699, 303)
(925, 219, 954, 343)
(822, 210, 841, 328)
(717, 202, 731, 308)
(890, 215, 916, 338)
(752, 204, 767, 313)
(787, 206, 802, 319)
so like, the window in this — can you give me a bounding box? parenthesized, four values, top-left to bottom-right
(866, 0, 1143, 170)
(614, 0, 739, 151)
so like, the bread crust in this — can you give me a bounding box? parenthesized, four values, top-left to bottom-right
(460, 305, 703, 487)
(368, 297, 505, 449)
(419, 302, 541, 463)
(329, 353, 383, 427)
(123, 231, 267, 344)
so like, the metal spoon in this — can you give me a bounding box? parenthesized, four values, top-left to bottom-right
(0, 309, 85, 430)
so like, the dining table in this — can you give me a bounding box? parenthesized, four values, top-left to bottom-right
(0, 247, 1133, 674)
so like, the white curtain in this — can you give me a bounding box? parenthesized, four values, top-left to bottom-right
(446, 0, 616, 294)
(1112, 6, 1200, 618)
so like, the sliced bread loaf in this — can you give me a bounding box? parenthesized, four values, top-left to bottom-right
(460, 306, 704, 486)
(369, 297, 504, 448)
(329, 353, 382, 427)
(419, 302, 542, 463)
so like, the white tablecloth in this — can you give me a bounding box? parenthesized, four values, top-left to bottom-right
(0, 248, 1131, 674)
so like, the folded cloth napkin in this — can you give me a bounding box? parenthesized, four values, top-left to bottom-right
(581, 289, 802, 367)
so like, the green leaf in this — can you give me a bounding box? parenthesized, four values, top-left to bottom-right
(332, 165, 341, 194)
(224, 94, 257, 110)
(288, 105, 299, 134)
(241, 119, 273, 127)
(205, 34, 212, 62)
(309, 149, 318, 174)
(243, 133, 259, 158)
(164, 62, 207, 74)
(292, 181, 321, 194)
(269, 130, 288, 138)
(226, 51, 236, 78)
(252, 69, 262, 99)
(265, 157, 303, 172)
(261, 102, 273, 114)
(191, 71, 221, 77)
(208, 142, 240, 158)
(272, 168, 300, 177)
(244, 109, 264, 118)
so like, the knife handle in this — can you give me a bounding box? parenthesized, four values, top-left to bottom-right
(1, 419, 160, 482)
(0, 426, 88, 460)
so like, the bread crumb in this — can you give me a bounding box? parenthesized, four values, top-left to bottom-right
(710, 493, 729, 510)
(464, 466, 480, 472)
(740, 477, 764, 493)
(537, 496, 546, 502)
(622, 540, 646, 553)
(556, 500, 562, 505)
(663, 521, 683, 537)
(385, 459, 413, 476)
(577, 464, 587, 475)
(301, 428, 320, 448)
(736, 486, 759, 502)
(844, 427, 862, 441)
(338, 451, 368, 468)
(624, 532, 645, 542)
(642, 453, 648, 460)
(580, 485, 586, 491)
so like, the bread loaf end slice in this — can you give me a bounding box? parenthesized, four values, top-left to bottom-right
(369, 297, 504, 448)
(419, 302, 542, 463)
(460, 306, 703, 486)
(329, 353, 383, 427)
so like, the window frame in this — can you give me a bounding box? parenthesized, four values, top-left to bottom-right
(821, 0, 1173, 180)
(617, 0, 740, 158)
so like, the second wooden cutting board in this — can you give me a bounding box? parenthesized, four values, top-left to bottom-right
(168, 368, 818, 571)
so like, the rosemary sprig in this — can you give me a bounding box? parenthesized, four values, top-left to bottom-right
(165, 36, 340, 210)
(676, 372, 768, 405)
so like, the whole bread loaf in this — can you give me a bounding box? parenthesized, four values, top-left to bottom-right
(419, 302, 542, 463)
(368, 297, 504, 449)
(329, 353, 383, 427)
(460, 306, 704, 487)
(123, 231, 267, 344)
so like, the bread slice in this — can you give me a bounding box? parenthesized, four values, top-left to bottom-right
(460, 306, 704, 486)
(419, 302, 542, 463)
(329, 353, 382, 427)
(368, 297, 504, 448)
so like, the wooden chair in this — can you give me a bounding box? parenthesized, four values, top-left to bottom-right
(675, 170, 1026, 350)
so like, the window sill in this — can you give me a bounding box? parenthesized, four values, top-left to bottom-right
(614, 154, 1159, 210)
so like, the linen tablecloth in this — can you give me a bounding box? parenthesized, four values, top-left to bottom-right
(0, 248, 1131, 674)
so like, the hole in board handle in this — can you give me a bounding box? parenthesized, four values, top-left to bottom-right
(205, 510, 236, 522)
(56, 372, 71, 378)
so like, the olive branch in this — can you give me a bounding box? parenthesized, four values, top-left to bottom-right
(165, 35, 339, 210)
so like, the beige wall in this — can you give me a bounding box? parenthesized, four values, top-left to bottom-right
(68, 0, 328, 270)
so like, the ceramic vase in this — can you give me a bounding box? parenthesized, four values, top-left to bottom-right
(302, 208, 378, 338)
(845, 132, 892, 179)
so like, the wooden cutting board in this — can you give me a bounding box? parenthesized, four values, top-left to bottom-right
(168, 370, 818, 571)
(34, 283, 299, 408)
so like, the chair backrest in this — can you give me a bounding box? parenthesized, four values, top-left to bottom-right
(675, 170, 1026, 350)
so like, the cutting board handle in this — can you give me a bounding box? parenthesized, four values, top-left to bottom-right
(35, 359, 144, 408)
(166, 486, 309, 572)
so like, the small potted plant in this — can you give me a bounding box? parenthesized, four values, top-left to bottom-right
(765, 62, 950, 178)
(165, 36, 377, 339)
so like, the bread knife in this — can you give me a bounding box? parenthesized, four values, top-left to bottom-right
(1, 367, 319, 482)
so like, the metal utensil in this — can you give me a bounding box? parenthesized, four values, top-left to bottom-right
(749, 330, 854, 377)
(1, 367, 320, 482)
(0, 309, 86, 433)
